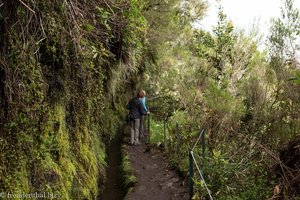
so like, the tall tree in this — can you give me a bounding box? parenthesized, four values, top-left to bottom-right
(268, 0, 300, 73)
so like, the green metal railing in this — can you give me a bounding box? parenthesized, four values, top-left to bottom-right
(147, 113, 150, 144)
(189, 129, 213, 200)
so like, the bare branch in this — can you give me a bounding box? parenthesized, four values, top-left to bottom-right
(18, 0, 35, 14)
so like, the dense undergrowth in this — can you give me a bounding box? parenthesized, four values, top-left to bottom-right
(0, 0, 147, 199)
(143, 0, 300, 199)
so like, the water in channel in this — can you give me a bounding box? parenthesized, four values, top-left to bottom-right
(99, 131, 126, 200)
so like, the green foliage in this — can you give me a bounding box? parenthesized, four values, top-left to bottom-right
(290, 72, 300, 84)
(141, 0, 300, 199)
(149, 118, 165, 145)
(0, 0, 147, 199)
(266, 0, 300, 144)
(264, 5, 300, 192)
(203, 80, 245, 125)
(121, 154, 137, 189)
(1, 0, 300, 199)
(212, 7, 237, 76)
(268, 0, 300, 64)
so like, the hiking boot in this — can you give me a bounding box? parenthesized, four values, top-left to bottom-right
(128, 142, 134, 146)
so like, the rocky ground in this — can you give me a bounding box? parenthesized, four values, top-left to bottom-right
(123, 141, 188, 200)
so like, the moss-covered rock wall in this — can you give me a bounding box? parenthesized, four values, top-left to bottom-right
(0, 0, 146, 199)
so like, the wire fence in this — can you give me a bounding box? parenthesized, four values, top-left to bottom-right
(189, 129, 213, 200)
(147, 97, 213, 200)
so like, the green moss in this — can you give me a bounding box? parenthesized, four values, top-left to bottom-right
(9, 162, 30, 193)
(0, 0, 146, 199)
(36, 104, 105, 199)
(91, 125, 106, 167)
(121, 153, 137, 189)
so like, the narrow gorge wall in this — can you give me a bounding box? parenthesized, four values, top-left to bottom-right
(0, 0, 146, 199)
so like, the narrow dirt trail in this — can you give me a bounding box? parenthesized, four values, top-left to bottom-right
(124, 142, 188, 200)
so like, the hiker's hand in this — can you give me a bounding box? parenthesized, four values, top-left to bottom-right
(147, 111, 150, 115)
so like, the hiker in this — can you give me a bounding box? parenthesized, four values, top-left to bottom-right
(139, 90, 149, 139)
(127, 91, 145, 145)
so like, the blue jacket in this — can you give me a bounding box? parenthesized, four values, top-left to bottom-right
(140, 97, 148, 114)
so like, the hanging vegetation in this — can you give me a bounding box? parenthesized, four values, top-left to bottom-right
(0, 0, 147, 199)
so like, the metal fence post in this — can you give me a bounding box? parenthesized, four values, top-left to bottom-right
(201, 129, 206, 177)
(164, 117, 166, 150)
(176, 122, 180, 161)
(189, 151, 194, 200)
(147, 113, 150, 144)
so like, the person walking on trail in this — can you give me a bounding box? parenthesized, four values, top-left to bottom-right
(127, 91, 145, 145)
(139, 90, 149, 139)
